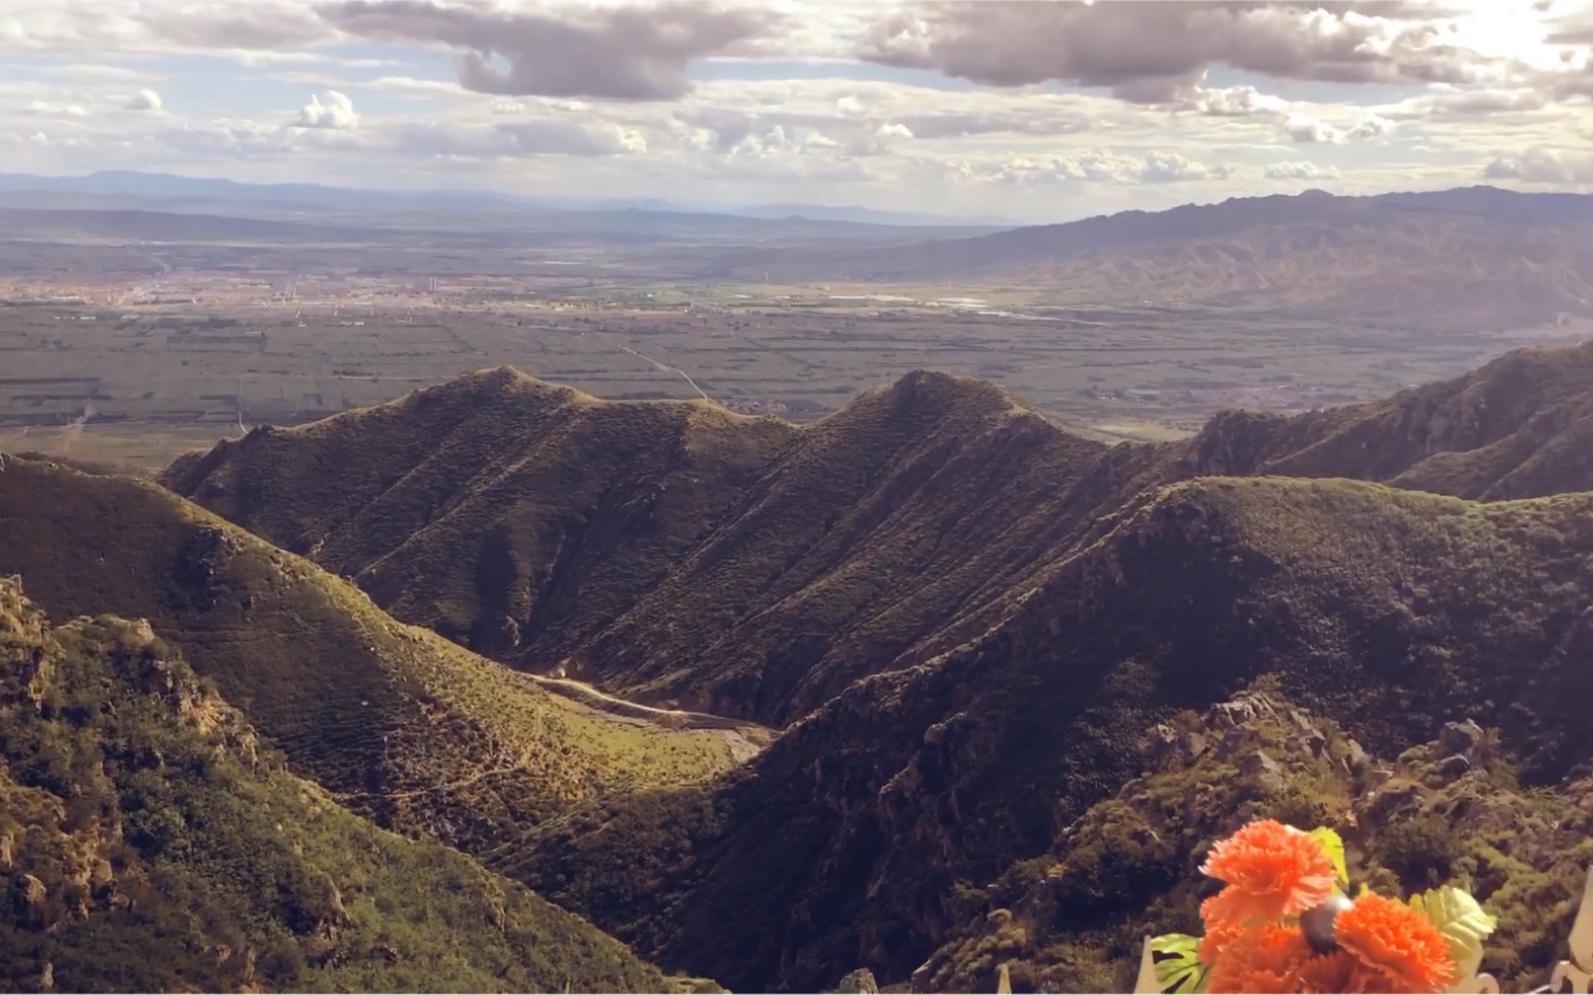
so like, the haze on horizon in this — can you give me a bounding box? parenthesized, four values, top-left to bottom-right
(6, 0, 1593, 224)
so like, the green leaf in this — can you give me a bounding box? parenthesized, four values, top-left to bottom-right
(1307, 827, 1349, 887)
(1409, 885, 1498, 978)
(1150, 933, 1208, 994)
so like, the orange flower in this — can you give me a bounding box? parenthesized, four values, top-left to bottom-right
(1334, 892, 1458, 993)
(1198, 902, 1246, 965)
(1206, 923, 1314, 993)
(1297, 951, 1402, 994)
(1200, 820, 1338, 925)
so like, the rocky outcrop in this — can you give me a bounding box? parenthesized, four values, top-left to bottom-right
(909, 688, 1592, 993)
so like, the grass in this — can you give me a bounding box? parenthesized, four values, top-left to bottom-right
(25, 343, 1593, 992)
(0, 577, 667, 993)
(508, 472, 1593, 992)
(0, 454, 749, 863)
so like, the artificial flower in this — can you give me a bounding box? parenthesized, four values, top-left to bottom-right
(1297, 950, 1402, 994)
(1200, 819, 1338, 925)
(1206, 922, 1314, 993)
(1198, 898, 1245, 965)
(1333, 892, 1458, 993)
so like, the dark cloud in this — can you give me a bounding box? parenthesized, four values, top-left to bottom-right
(317, 0, 777, 101)
(133, 2, 336, 49)
(858, 1, 1490, 101)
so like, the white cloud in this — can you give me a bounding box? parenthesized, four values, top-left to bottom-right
(1482, 147, 1593, 183)
(1282, 114, 1345, 145)
(1264, 160, 1342, 181)
(27, 99, 86, 117)
(974, 149, 1233, 186)
(125, 88, 161, 111)
(1348, 115, 1396, 140)
(293, 90, 357, 130)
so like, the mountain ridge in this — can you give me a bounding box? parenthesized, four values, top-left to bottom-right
(163, 341, 1593, 728)
(149, 343, 1593, 991)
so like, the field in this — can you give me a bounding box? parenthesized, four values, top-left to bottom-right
(2, 197, 1590, 469)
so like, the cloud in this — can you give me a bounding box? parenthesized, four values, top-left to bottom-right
(975, 149, 1233, 185)
(363, 75, 464, 99)
(389, 119, 646, 158)
(1181, 83, 1290, 117)
(317, 0, 778, 101)
(1385, 87, 1549, 119)
(858, 1, 1494, 102)
(1265, 160, 1342, 180)
(1282, 114, 1345, 144)
(130, 1, 337, 50)
(294, 90, 358, 129)
(1347, 113, 1395, 138)
(27, 100, 87, 117)
(126, 88, 163, 112)
(1482, 147, 1593, 183)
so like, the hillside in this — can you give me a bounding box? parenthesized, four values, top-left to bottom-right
(151, 345, 1593, 991)
(162, 367, 1182, 724)
(713, 188, 1593, 329)
(0, 455, 758, 860)
(166, 342, 1593, 728)
(507, 476, 1593, 992)
(1185, 343, 1593, 500)
(0, 577, 667, 993)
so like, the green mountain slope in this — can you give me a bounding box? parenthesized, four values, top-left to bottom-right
(0, 577, 666, 993)
(507, 476, 1593, 992)
(1185, 343, 1593, 500)
(164, 343, 1593, 731)
(163, 367, 796, 668)
(0, 456, 755, 859)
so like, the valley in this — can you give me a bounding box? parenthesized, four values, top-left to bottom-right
(4, 173, 1593, 995)
(5, 186, 1590, 473)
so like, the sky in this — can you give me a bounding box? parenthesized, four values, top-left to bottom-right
(5, 0, 1593, 222)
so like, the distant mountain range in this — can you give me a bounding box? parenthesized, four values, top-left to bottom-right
(0, 170, 1014, 228)
(717, 184, 1593, 330)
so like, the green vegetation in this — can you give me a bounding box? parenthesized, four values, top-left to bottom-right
(507, 473, 1593, 992)
(0, 577, 666, 993)
(0, 455, 751, 863)
(16, 344, 1593, 993)
(910, 689, 1589, 994)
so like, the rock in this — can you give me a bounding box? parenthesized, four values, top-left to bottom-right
(1437, 754, 1473, 781)
(1289, 727, 1328, 759)
(0, 831, 13, 870)
(1142, 723, 1178, 761)
(38, 961, 52, 993)
(1345, 739, 1371, 771)
(1439, 720, 1485, 759)
(17, 873, 46, 907)
(1366, 784, 1423, 823)
(1207, 699, 1258, 730)
(1179, 730, 1209, 764)
(1218, 724, 1261, 759)
(1239, 751, 1282, 778)
(831, 968, 880, 994)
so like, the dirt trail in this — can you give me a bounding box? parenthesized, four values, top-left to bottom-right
(527, 673, 777, 762)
